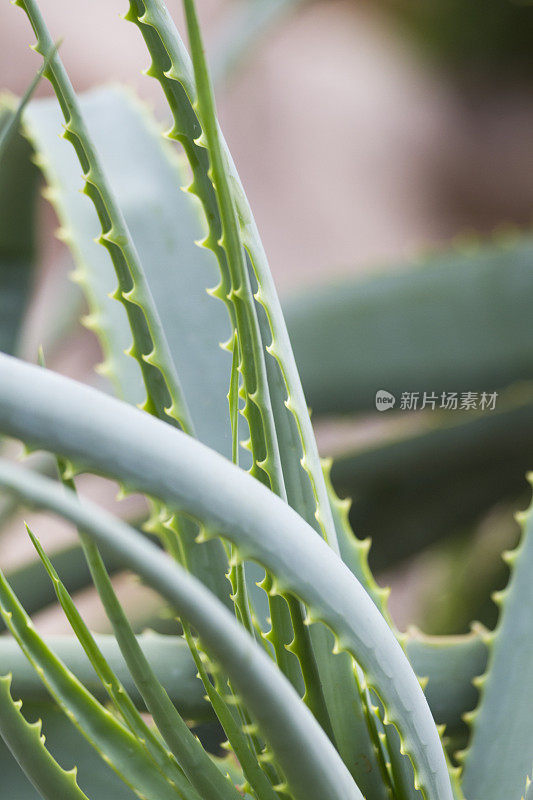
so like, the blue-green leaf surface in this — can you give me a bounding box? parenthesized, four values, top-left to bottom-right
(0, 355, 452, 800)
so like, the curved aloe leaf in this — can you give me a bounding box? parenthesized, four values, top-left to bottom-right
(460, 480, 533, 800)
(0, 355, 452, 800)
(126, 3, 385, 788)
(0, 565, 187, 800)
(1, 627, 487, 737)
(0, 675, 90, 800)
(0, 458, 364, 800)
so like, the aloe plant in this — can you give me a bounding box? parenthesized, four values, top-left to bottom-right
(0, 1, 531, 799)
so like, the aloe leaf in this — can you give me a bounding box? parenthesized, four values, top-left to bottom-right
(65, 528, 243, 800)
(125, 0, 338, 547)
(460, 481, 533, 800)
(132, 3, 383, 786)
(1, 632, 210, 717)
(188, 0, 337, 743)
(15, 0, 196, 434)
(24, 86, 234, 457)
(404, 627, 488, 735)
(182, 623, 280, 800)
(284, 235, 533, 416)
(27, 525, 204, 800)
(0, 699, 138, 799)
(0, 461, 365, 800)
(180, 0, 306, 707)
(525, 772, 533, 800)
(0, 539, 123, 631)
(0, 356, 452, 800)
(0, 559, 185, 799)
(0, 674, 90, 800)
(182, 0, 283, 491)
(17, 706, 145, 800)
(14, 1, 232, 606)
(179, 0, 337, 750)
(2, 627, 485, 737)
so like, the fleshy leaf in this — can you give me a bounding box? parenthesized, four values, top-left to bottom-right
(0, 453, 365, 800)
(460, 481, 533, 800)
(0, 354, 453, 800)
(0, 674, 90, 800)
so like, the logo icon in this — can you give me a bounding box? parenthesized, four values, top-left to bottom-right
(375, 390, 396, 411)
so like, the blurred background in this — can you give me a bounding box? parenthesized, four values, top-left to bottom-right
(3, 0, 533, 637)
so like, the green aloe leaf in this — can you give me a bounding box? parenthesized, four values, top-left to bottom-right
(0, 553, 186, 800)
(404, 627, 488, 735)
(0, 539, 123, 631)
(14, 0, 231, 608)
(0, 355, 452, 800)
(129, 3, 385, 789)
(126, 0, 339, 551)
(284, 235, 533, 416)
(0, 675, 90, 800)
(0, 454, 365, 800)
(24, 86, 234, 457)
(0, 632, 209, 718)
(459, 480, 533, 800)
(0, 699, 137, 799)
(15, 0, 194, 435)
(27, 525, 204, 800)
(0, 627, 487, 738)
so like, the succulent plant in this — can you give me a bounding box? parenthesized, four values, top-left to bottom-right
(0, 2, 532, 800)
